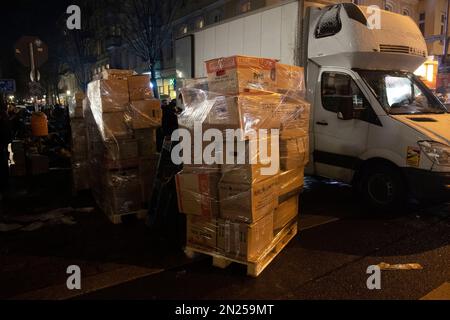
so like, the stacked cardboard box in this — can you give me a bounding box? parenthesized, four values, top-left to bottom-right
(10, 140, 26, 177)
(84, 70, 161, 221)
(176, 55, 310, 265)
(27, 153, 49, 175)
(69, 92, 89, 192)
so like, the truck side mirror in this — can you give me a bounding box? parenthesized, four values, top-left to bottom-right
(337, 97, 353, 120)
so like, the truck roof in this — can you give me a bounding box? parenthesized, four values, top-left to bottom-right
(308, 4, 427, 72)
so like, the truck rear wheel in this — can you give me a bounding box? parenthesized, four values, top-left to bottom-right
(359, 164, 406, 211)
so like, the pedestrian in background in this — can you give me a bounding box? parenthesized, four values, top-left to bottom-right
(0, 95, 13, 200)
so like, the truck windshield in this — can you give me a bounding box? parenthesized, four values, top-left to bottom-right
(358, 70, 447, 115)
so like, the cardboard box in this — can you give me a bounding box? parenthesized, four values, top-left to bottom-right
(134, 128, 157, 157)
(72, 163, 90, 191)
(12, 150, 26, 165)
(75, 92, 85, 101)
(206, 55, 277, 95)
(27, 154, 49, 175)
(102, 169, 142, 214)
(99, 112, 131, 141)
(186, 215, 217, 250)
(128, 99, 162, 129)
(70, 118, 86, 136)
(217, 212, 273, 261)
(102, 69, 134, 80)
(275, 63, 306, 99)
(175, 172, 221, 218)
(11, 140, 24, 153)
(72, 138, 88, 162)
(219, 176, 277, 223)
(128, 75, 153, 101)
(10, 164, 26, 177)
(205, 94, 281, 135)
(103, 185, 142, 215)
(280, 136, 309, 170)
(274, 99, 310, 134)
(73, 106, 84, 118)
(221, 137, 279, 184)
(87, 79, 130, 113)
(104, 138, 139, 161)
(274, 196, 298, 232)
(278, 168, 304, 202)
(183, 164, 221, 173)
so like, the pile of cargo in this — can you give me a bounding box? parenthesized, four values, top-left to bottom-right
(176, 55, 309, 276)
(70, 69, 161, 224)
(69, 92, 89, 192)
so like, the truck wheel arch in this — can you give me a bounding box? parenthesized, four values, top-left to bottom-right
(353, 157, 408, 192)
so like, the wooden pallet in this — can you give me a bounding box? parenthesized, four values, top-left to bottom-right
(106, 209, 148, 225)
(185, 221, 298, 277)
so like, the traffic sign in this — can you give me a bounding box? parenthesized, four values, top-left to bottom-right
(29, 82, 44, 96)
(14, 36, 48, 68)
(0, 79, 16, 93)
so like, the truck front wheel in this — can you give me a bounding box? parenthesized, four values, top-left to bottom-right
(358, 164, 406, 211)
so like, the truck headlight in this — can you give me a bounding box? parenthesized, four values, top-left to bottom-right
(418, 141, 450, 167)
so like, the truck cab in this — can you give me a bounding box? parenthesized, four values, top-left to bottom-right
(305, 4, 450, 208)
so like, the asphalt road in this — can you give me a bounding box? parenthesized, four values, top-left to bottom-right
(76, 177, 450, 300)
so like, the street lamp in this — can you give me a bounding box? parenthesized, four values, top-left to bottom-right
(66, 90, 71, 96)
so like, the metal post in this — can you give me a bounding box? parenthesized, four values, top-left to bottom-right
(442, 0, 450, 64)
(297, 0, 305, 67)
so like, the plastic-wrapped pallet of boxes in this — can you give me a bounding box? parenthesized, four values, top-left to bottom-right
(176, 55, 309, 276)
(69, 92, 90, 192)
(84, 69, 161, 223)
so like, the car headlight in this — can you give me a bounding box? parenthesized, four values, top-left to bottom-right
(417, 141, 450, 167)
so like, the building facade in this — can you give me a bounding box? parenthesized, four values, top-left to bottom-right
(62, 0, 450, 98)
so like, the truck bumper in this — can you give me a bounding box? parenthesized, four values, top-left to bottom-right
(403, 168, 450, 202)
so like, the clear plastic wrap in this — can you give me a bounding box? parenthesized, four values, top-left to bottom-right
(69, 92, 85, 119)
(70, 105, 89, 192)
(81, 70, 161, 220)
(176, 56, 310, 263)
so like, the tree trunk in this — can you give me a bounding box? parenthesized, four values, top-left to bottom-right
(150, 61, 159, 99)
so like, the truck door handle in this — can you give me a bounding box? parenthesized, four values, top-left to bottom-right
(316, 121, 328, 126)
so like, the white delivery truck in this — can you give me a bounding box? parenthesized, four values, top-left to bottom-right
(175, 1, 450, 209)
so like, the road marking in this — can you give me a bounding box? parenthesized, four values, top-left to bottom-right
(10, 265, 164, 300)
(421, 283, 450, 300)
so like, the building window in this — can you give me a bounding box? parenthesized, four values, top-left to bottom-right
(211, 10, 222, 23)
(384, 2, 394, 12)
(240, 1, 251, 13)
(419, 13, 425, 35)
(197, 18, 204, 29)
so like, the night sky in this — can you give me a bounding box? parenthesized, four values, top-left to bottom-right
(0, 0, 73, 95)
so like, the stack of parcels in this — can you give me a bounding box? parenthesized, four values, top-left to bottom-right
(69, 92, 90, 192)
(175, 55, 310, 263)
(9, 140, 27, 177)
(84, 69, 161, 219)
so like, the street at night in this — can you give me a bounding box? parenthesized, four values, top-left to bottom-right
(1, 0, 450, 312)
(1, 172, 449, 300)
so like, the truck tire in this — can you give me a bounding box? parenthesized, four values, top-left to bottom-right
(359, 164, 406, 211)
